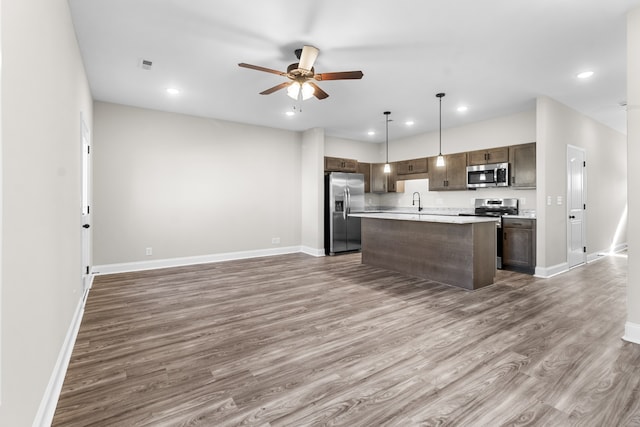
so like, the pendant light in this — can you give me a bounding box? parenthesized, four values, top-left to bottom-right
(436, 92, 445, 167)
(383, 111, 391, 173)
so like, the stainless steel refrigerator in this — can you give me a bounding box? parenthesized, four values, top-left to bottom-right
(324, 172, 365, 255)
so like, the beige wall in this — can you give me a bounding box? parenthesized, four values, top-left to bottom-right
(0, 0, 93, 424)
(324, 135, 380, 163)
(627, 8, 640, 330)
(93, 102, 303, 266)
(301, 128, 325, 253)
(390, 110, 537, 161)
(536, 96, 627, 271)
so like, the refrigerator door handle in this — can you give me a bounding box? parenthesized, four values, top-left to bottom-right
(343, 186, 348, 220)
(346, 187, 351, 215)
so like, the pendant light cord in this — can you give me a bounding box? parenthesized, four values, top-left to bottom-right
(439, 96, 442, 155)
(384, 111, 391, 163)
(436, 93, 445, 156)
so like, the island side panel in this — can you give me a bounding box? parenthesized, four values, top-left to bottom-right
(361, 218, 496, 290)
(472, 221, 498, 289)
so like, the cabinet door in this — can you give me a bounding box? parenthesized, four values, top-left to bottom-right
(468, 150, 489, 166)
(486, 147, 509, 163)
(341, 158, 358, 173)
(445, 152, 468, 190)
(397, 158, 428, 175)
(503, 227, 533, 268)
(396, 160, 410, 175)
(356, 162, 371, 193)
(509, 143, 536, 188)
(428, 157, 448, 190)
(324, 156, 358, 172)
(428, 154, 466, 191)
(370, 163, 388, 193)
(371, 163, 404, 193)
(468, 147, 509, 165)
(502, 218, 536, 274)
(387, 163, 405, 193)
(409, 158, 428, 174)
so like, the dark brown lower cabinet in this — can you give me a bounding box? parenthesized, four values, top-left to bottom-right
(502, 218, 536, 274)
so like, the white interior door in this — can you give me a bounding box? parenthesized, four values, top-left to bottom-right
(81, 114, 92, 293)
(567, 145, 586, 268)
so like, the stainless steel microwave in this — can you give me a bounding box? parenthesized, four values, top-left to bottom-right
(466, 162, 509, 188)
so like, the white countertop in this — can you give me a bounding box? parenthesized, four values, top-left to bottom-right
(502, 215, 536, 220)
(351, 212, 500, 224)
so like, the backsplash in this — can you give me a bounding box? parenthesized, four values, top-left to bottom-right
(366, 179, 536, 216)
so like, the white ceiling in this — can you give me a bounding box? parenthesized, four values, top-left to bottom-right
(68, 0, 640, 143)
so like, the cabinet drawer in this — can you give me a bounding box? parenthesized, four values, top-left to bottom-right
(502, 218, 534, 229)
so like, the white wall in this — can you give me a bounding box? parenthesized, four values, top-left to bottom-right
(390, 110, 537, 160)
(93, 102, 303, 267)
(324, 135, 381, 163)
(536, 96, 627, 271)
(301, 128, 325, 254)
(0, 0, 93, 424)
(626, 7, 640, 339)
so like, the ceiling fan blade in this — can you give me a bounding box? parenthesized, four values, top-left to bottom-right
(308, 81, 329, 100)
(298, 45, 319, 72)
(238, 63, 287, 76)
(315, 70, 364, 81)
(259, 81, 291, 95)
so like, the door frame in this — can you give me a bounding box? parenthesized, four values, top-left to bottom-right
(81, 112, 92, 295)
(566, 144, 587, 268)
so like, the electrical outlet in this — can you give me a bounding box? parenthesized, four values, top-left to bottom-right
(271, 237, 280, 244)
(145, 247, 152, 256)
(557, 196, 563, 205)
(520, 197, 526, 206)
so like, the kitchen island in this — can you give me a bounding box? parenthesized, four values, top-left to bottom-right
(351, 212, 499, 290)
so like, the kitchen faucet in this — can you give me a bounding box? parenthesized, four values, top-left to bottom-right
(412, 192, 422, 211)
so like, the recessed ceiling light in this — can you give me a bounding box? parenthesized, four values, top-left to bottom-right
(405, 120, 415, 126)
(166, 87, 181, 95)
(367, 131, 375, 136)
(285, 111, 295, 116)
(577, 71, 594, 79)
(457, 106, 468, 113)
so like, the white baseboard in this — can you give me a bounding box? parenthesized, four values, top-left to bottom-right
(93, 246, 306, 275)
(33, 287, 89, 427)
(623, 321, 640, 345)
(535, 262, 568, 278)
(301, 246, 325, 257)
(534, 243, 628, 278)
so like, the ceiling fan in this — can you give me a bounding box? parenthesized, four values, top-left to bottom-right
(238, 45, 364, 100)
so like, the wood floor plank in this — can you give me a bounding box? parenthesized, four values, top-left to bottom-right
(52, 252, 639, 426)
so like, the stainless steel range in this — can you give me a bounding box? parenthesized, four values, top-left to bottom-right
(462, 198, 519, 268)
(473, 198, 518, 217)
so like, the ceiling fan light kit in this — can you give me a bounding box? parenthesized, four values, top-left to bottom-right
(239, 45, 364, 101)
(287, 81, 315, 101)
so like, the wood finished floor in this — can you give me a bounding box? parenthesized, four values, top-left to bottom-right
(53, 252, 640, 426)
